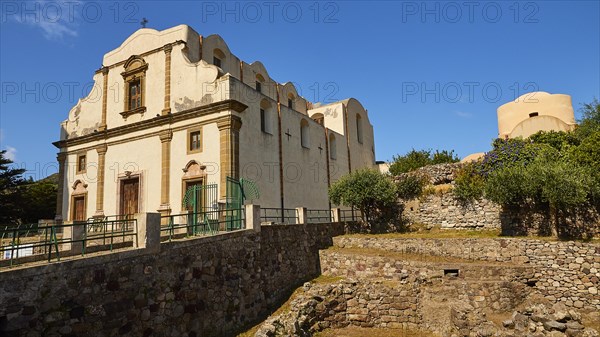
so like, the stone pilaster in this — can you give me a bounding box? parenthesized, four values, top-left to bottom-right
(162, 44, 172, 115)
(158, 130, 173, 217)
(99, 67, 109, 131)
(217, 115, 242, 199)
(55, 152, 67, 223)
(343, 104, 352, 173)
(93, 144, 107, 218)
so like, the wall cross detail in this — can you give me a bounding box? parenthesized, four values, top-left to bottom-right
(285, 129, 292, 141)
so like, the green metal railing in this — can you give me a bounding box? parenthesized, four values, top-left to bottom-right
(306, 209, 333, 223)
(0, 217, 136, 268)
(160, 208, 245, 242)
(260, 208, 299, 224)
(339, 209, 362, 222)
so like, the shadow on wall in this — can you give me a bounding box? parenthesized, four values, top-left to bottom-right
(343, 203, 410, 234)
(500, 204, 600, 239)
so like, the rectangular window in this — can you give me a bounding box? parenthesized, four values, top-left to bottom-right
(260, 109, 266, 133)
(213, 56, 222, 68)
(77, 154, 86, 173)
(288, 98, 293, 109)
(256, 81, 262, 93)
(129, 80, 141, 110)
(190, 131, 201, 151)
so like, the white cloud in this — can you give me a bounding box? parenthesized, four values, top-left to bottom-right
(455, 111, 472, 118)
(12, 0, 80, 40)
(4, 146, 17, 161)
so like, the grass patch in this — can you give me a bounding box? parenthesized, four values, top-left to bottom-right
(343, 228, 502, 240)
(342, 229, 600, 243)
(314, 326, 439, 337)
(325, 246, 494, 264)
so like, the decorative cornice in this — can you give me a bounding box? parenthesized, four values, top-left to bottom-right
(121, 64, 148, 78)
(119, 106, 147, 118)
(159, 130, 173, 142)
(216, 115, 243, 131)
(95, 144, 108, 154)
(96, 40, 186, 73)
(53, 99, 248, 149)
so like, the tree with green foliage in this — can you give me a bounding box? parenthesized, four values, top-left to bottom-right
(575, 98, 600, 140)
(20, 177, 58, 224)
(0, 150, 27, 225)
(570, 131, 600, 168)
(528, 130, 580, 151)
(451, 98, 600, 238)
(389, 149, 459, 175)
(329, 169, 397, 227)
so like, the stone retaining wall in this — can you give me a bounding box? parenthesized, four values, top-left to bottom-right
(404, 193, 503, 229)
(0, 223, 344, 337)
(334, 237, 600, 310)
(256, 279, 422, 336)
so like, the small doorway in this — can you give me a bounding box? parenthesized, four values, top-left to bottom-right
(120, 178, 139, 216)
(72, 195, 86, 222)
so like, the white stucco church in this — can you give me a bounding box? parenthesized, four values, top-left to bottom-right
(53, 24, 376, 222)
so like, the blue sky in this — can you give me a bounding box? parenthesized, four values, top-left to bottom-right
(1, 0, 599, 179)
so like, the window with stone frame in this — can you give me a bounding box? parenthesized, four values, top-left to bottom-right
(120, 55, 148, 118)
(77, 154, 87, 173)
(187, 127, 203, 154)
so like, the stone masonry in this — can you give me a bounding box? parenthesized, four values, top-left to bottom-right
(334, 237, 600, 310)
(0, 222, 344, 337)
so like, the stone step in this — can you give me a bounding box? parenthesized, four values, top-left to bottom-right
(319, 247, 536, 284)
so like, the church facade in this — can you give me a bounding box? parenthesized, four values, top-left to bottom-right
(53, 25, 376, 222)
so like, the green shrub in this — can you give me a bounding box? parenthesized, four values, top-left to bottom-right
(396, 174, 428, 200)
(453, 163, 485, 202)
(389, 149, 459, 175)
(528, 130, 580, 151)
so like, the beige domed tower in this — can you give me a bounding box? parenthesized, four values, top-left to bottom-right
(497, 92, 576, 139)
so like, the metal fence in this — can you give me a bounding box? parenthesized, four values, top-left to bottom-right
(160, 208, 245, 242)
(339, 209, 363, 222)
(260, 208, 299, 224)
(0, 217, 137, 268)
(306, 209, 333, 223)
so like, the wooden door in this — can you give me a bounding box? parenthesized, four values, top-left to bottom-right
(120, 178, 139, 216)
(73, 196, 86, 222)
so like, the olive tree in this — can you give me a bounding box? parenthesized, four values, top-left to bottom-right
(329, 169, 397, 228)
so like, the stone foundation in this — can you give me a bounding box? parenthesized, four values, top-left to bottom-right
(0, 223, 344, 337)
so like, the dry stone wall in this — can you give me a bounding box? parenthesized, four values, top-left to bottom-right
(255, 279, 422, 337)
(404, 193, 503, 229)
(334, 237, 600, 310)
(0, 223, 344, 337)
